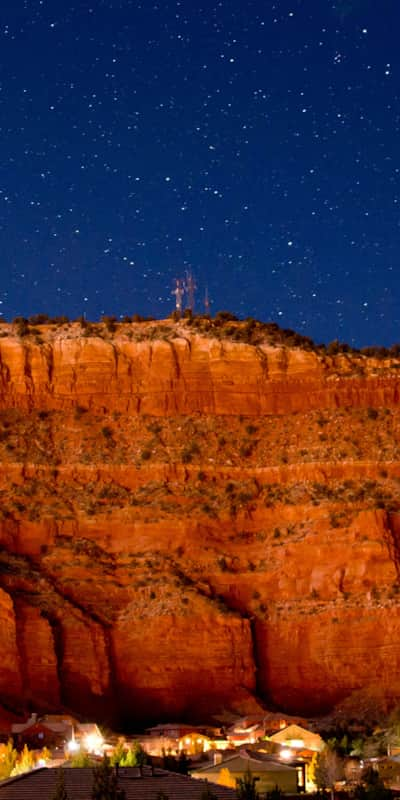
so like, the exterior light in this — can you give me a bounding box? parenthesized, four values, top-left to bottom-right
(67, 739, 79, 753)
(280, 748, 293, 760)
(84, 732, 104, 754)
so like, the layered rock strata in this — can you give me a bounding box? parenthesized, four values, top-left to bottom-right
(0, 319, 399, 724)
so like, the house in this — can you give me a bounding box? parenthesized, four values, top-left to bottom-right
(177, 732, 230, 757)
(11, 714, 103, 755)
(141, 723, 225, 757)
(225, 721, 266, 747)
(191, 750, 299, 794)
(11, 714, 78, 751)
(0, 764, 237, 800)
(225, 714, 307, 747)
(372, 757, 400, 791)
(269, 724, 324, 753)
(145, 723, 211, 739)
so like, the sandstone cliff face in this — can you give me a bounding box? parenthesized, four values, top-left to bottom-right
(0, 327, 399, 415)
(0, 319, 399, 725)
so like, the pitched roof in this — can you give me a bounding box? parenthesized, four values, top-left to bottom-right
(192, 752, 297, 775)
(11, 716, 75, 736)
(269, 724, 323, 751)
(0, 765, 237, 800)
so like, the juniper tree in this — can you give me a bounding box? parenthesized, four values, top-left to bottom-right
(91, 755, 126, 800)
(51, 768, 69, 800)
(236, 767, 259, 800)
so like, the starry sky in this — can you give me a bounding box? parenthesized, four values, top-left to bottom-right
(1, 0, 400, 346)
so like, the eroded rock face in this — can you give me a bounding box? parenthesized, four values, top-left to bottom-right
(0, 330, 399, 415)
(0, 320, 399, 724)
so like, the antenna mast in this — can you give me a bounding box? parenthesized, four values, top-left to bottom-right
(172, 278, 185, 317)
(185, 270, 196, 313)
(204, 286, 210, 315)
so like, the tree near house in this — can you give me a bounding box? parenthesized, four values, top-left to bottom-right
(70, 751, 93, 767)
(12, 743, 36, 775)
(384, 705, 400, 756)
(161, 749, 189, 774)
(111, 740, 148, 768)
(200, 781, 219, 800)
(91, 755, 126, 800)
(236, 767, 259, 800)
(109, 739, 125, 767)
(177, 750, 190, 775)
(310, 747, 344, 800)
(266, 787, 283, 800)
(353, 766, 392, 800)
(124, 741, 147, 767)
(51, 768, 69, 800)
(0, 740, 18, 780)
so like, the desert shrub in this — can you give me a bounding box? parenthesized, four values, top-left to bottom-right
(101, 315, 117, 332)
(147, 421, 162, 435)
(132, 314, 150, 322)
(13, 317, 29, 337)
(74, 405, 87, 419)
(28, 313, 50, 325)
(215, 310, 238, 322)
(50, 315, 69, 324)
(101, 426, 113, 439)
(181, 442, 200, 463)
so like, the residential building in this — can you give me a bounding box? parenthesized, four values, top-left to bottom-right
(0, 764, 237, 800)
(191, 750, 299, 794)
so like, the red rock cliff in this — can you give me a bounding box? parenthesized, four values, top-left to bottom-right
(0, 318, 399, 724)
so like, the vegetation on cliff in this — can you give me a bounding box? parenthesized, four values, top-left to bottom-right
(0, 319, 398, 725)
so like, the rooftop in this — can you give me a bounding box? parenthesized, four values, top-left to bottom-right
(0, 765, 237, 800)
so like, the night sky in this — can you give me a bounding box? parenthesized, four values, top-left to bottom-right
(1, 0, 400, 346)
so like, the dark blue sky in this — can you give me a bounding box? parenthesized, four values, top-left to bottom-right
(1, 0, 399, 346)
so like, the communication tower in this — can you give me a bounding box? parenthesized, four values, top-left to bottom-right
(172, 278, 185, 316)
(204, 286, 210, 315)
(184, 270, 196, 312)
